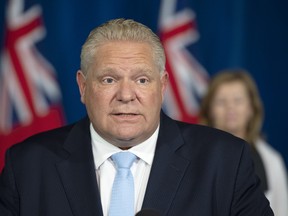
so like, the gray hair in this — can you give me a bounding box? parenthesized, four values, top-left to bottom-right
(80, 18, 166, 75)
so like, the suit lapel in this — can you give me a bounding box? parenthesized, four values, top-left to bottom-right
(55, 114, 189, 215)
(142, 114, 190, 214)
(56, 118, 103, 216)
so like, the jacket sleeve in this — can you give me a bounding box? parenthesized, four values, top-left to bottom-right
(230, 143, 274, 216)
(0, 149, 20, 216)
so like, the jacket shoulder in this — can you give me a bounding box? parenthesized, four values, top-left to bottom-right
(9, 117, 89, 156)
(12, 123, 73, 151)
(176, 119, 246, 147)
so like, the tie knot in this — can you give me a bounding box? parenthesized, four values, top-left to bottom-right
(111, 152, 136, 169)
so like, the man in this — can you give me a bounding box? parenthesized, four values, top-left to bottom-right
(0, 19, 273, 216)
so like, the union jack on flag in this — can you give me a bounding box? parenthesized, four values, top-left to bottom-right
(159, 0, 209, 123)
(0, 0, 65, 170)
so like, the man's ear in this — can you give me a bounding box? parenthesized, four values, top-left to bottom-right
(161, 70, 169, 98)
(76, 70, 86, 104)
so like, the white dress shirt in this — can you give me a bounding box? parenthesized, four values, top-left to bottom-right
(90, 124, 159, 216)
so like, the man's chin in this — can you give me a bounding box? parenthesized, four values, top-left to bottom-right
(111, 133, 143, 148)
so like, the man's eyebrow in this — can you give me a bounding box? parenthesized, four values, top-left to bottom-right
(97, 67, 155, 75)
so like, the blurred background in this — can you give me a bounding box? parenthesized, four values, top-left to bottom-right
(0, 0, 287, 171)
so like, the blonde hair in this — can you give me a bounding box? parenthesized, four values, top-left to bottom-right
(80, 18, 166, 75)
(199, 69, 264, 144)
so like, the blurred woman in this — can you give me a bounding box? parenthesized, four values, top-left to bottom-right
(199, 69, 288, 216)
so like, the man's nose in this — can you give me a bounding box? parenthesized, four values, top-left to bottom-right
(116, 80, 136, 102)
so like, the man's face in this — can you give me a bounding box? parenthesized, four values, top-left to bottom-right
(77, 41, 168, 149)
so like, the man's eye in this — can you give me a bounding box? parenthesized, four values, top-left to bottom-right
(103, 78, 115, 84)
(137, 78, 149, 84)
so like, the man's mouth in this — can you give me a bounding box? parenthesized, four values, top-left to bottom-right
(114, 113, 138, 116)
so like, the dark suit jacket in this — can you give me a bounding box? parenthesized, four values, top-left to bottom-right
(0, 113, 273, 216)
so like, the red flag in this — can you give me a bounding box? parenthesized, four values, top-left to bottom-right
(159, 0, 209, 123)
(0, 0, 65, 170)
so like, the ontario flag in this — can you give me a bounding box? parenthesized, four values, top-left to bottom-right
(0, 0, 65, 170)
(159, 0, 209, 123)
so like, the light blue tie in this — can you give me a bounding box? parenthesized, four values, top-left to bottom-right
(109, 152, 137, 216)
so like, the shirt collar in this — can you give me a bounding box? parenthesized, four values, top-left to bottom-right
(90, 123, 159, 169)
